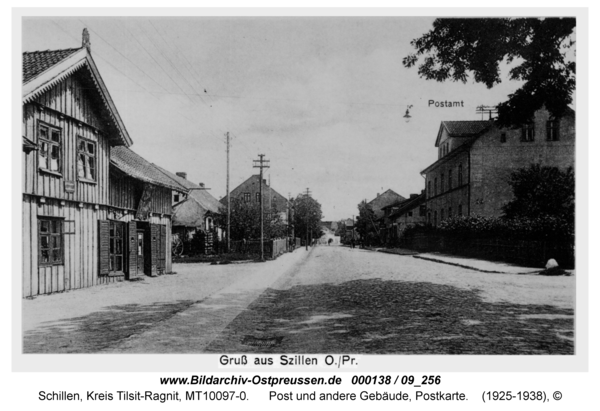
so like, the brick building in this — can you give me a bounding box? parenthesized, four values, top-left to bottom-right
(220, 175, 289, 222)
(421, 107, 575, 225)
(367, 189, 405, 219)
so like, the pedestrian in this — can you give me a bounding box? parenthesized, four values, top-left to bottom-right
(351, 238, 355, 249)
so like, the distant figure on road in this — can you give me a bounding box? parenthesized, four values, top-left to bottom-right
(328, 238, 333, 246)
(351, 238, 355, 249)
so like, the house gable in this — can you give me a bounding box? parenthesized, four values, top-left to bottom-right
(23, 44, 132, 147)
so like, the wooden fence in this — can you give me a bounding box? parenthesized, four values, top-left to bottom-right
(228, 237, 301, 259)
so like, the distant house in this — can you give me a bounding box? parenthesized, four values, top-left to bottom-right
(338, 218, 358, 243)
(421, 107, 575, 225)
(154, 167, 223, 249)
(367, 189, 406, 220)
(220, 174, 290, 223)
(387, 192, 427, 240)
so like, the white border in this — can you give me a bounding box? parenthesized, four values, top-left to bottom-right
(11, 7, 589, 374)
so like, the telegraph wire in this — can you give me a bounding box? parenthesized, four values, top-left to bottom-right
(52, 20, 228, 146)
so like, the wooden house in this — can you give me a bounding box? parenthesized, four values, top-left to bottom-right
(109, 146, 187, 277)
(154, 167, 223, 254)
(21, 30, 186, 297)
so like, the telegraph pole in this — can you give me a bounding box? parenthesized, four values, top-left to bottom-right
(253, 154, 270, 261)
(304, 188, 311, 250)
(225, 132, 230, 253)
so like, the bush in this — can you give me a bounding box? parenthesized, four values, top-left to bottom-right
(403, 214, 573, 242)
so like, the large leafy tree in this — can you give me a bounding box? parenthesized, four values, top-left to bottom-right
(403, 18, 575, 127)
(502, 164, 574, 223)
(226, 199, 288, 241)
(293, 194, 323, 242)
(356, 200, 380, 245)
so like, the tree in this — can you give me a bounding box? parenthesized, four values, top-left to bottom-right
(502, 164, 574, 224)
(227, 199, 288, 241)
(403, 18, 575, 127)
(293, 195, 323, 243)
(355, 200, 380, 245)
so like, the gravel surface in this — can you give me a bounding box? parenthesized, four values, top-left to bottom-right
(22, 250, 308, 353)
(205, 246, 574, 354)
(22, 245, 574, 354)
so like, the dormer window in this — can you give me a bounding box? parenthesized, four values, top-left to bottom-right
(522, 121, 535, 142)
(546, 118, 560, 141)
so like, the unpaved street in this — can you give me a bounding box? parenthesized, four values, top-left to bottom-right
(23, 245, 574, 354)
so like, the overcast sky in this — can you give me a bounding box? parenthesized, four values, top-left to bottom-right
(23, 16, 548, 221)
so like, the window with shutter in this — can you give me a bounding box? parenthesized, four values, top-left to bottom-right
(159, 225, 167, 272)
(127, 221, 138, 279)
(107, 221, 125, 275)
(98, 220, 110, 275)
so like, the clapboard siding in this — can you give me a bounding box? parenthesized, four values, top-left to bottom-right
(109, 171, 173, 216)
(112, 212, 173, 274)
(22, 69, 112, 205)
(21, 196, 126, 298)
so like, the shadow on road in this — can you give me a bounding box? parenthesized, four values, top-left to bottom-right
(205, 278, 574, 355)
(23, 300, 198, 353)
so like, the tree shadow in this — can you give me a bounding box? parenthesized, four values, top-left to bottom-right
(205, 278, 574, 355)
(23, 300, 198, 353)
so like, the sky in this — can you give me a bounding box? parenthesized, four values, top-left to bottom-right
(22, 16, 554, 221)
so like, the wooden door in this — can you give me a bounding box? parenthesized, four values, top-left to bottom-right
(137, 230, 145, 274)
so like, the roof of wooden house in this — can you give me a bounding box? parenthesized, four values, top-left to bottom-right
(22, 29, 132, 147)
(171, 192, 222, 228)
(389, 192, 426, 220)
(110, 146, 188, 192)
(153, 165, 223, 218)
(220, 174, 288, 205)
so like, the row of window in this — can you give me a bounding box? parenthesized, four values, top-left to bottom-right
(427, 205, 463, 226)
(440, 141, 450, 157)
(428, 164, 464, 198)
(241, 192, 278, 205)
(39, 218, 125, 273)
(513, 120, 560, 143)
(38, 122, 97, 182)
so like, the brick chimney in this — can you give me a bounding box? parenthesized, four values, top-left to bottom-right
(82, 28, 91, 52)
(176, 172, 187, 180)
